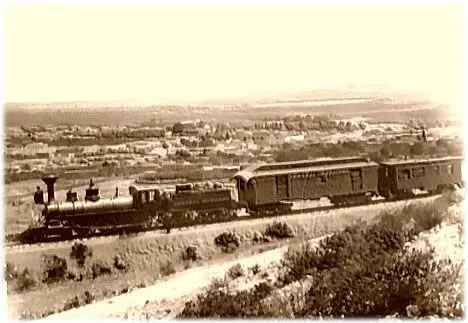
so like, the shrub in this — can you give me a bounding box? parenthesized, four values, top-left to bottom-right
(214, 231, 241, 252)
(226, 263, 245, 280)
(62, 291, 95, 312)
(83, 291, 95, 305)
(42, 254, 68, 283)
(159, 259, 176, 277)
(298, 248, 441, 318)
(63, 296, 81, 311)
(91, 261, 112, 279)
(70, 243, 93, 267)
(376, 197, 447, 238)
(5, 262, 19, 282)
(182, 245, 201, 261)
(261, 279, 313, 318)
(179, 282, 274, 318)
(249, 264, 261, 276)
(264, 222, 296, 239)
(280, 241, 321, 284)
(415, 259, 463, 318)
(252, 231, 265, 243)
(16, 268, 38, 292)
(113, 255, 127, 271)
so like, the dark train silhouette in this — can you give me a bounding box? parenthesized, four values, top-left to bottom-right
(26, 155, 462, 242)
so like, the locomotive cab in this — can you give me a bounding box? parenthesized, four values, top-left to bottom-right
(129, 184, 169, 210)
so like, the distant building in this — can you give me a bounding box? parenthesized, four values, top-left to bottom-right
(284, 134, 305, 143)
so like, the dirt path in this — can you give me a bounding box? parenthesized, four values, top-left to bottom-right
(43, 234, 327, 320)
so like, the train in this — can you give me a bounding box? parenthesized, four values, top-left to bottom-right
(24, 155, 463, 242)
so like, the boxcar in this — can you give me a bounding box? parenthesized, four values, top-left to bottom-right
(234, 157, 379, 210)
(378, 156, 463, 199)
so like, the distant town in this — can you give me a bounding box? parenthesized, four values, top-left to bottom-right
(4, 113, 462, 184)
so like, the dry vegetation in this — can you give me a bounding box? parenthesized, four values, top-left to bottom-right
(178, 192, 463, 319)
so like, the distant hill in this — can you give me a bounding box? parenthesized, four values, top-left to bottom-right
(3, 87, 452, 127)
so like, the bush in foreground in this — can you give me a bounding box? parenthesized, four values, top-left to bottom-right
(226, 263, 245, 280)
(113, 255, 127, 271)
(5, 262, 19, 282)
(16, 268, 38, 292)
(179, 199, 460, 318)
(182, 245, 201, 261)
(42, 254, 68, 283)
(179, 282, 274, 318)
(264, 222, 296, 239)
(91, 261, 112, 279)
(70, 243, 93, 267)
(214, 231, 241, 253)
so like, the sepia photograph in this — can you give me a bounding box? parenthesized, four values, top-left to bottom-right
(2, 1, 465, 320)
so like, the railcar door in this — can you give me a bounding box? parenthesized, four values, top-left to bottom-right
(276, 175, 289, 199)
(350, 169, 363, 191)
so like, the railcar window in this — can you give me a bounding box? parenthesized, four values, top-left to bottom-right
(412, 167, 425, 178)
(320, 174, 328, 183)
(398, 169, 411, 180)
(448, 165, 454, 174)
(140, 192, 147, 203)
(385, 167, 389, 177)
(434, 165, 440, 174)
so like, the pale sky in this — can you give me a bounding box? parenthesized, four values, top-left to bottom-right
(4, 4, 464, 110)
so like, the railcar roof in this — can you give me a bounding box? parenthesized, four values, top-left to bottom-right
(254, 156, 369, 170)
(234, 159, 379, 182)
(379, 156, 463, 167)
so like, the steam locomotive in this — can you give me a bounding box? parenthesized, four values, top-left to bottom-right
(26, 155, 462, 242)
(27, 176, 238, 241)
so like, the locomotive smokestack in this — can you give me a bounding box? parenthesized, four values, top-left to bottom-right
(42, 174, 58, 203)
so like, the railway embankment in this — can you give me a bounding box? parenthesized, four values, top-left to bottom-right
(5, 192, 457, 319)
(42, 190, 463, 319)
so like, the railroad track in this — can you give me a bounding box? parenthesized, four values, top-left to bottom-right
(4, 191, 448, 253)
